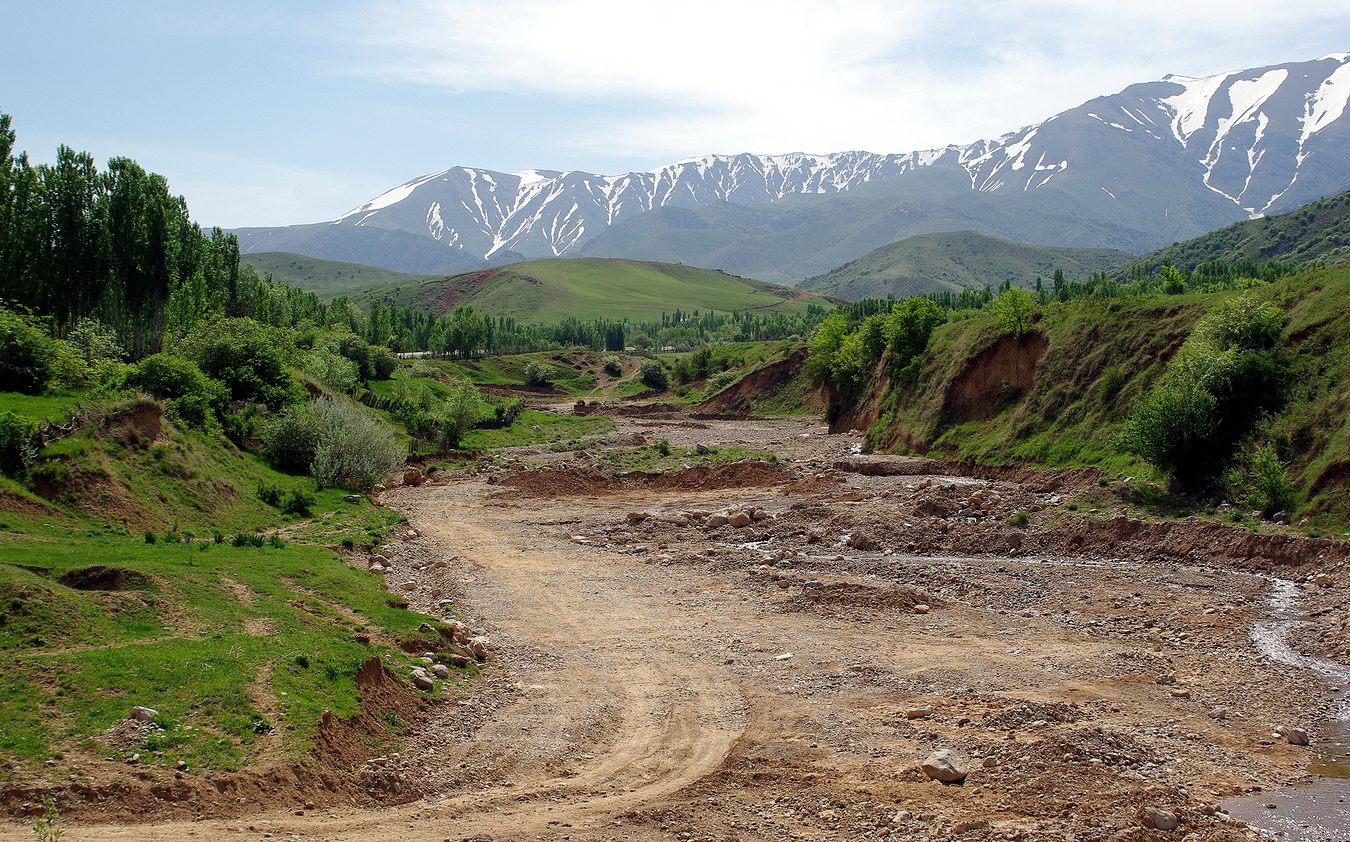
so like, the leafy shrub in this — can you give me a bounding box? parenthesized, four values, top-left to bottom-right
(655, 438, 671, 457)
(172, 319, 299, 409)
(1226, 443, 1296, 517)
(66, 318, 123, 366)
(705, 370, 737, 394)
(1121, 292, 1290, 489)
(0, 411, 41, 476)
(303, 348, 360, 394)
(602, 356, 623, 377)
(283, 487, 316, 517)
(0, 307, 57, 394)
(369, 346, 398, 380)
(436, 381, 481, 449)
(126, 354, 225, 428)
(262, 405, 324, 473)
(639, 361, 668, 390)
(1007, 511, 1030, 527)
(883, 297, 945, 371)
(257, 482, 283, 508)
(523, 361, 551, 387)
(308, 398, 405, 489)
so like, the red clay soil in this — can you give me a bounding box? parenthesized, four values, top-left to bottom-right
(942, 331, 1050, 423)
(498, 461, 796, 499)
(692, 349, 821, 418)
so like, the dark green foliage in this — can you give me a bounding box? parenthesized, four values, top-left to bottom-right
(0, 411, 40, 476)
(0, 308, 56, 394)
(602, 356, 623, 377)
(368, 346, 398, 380)
(172, 319, 299, 410)
(126, 353, 225, 428)
(262, 405, 325, 474)
(639, 361, 669, 390)
(1121, 293, 1291, 489)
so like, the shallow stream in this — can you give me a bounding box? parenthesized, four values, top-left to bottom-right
(1221, 577, 1349, 841)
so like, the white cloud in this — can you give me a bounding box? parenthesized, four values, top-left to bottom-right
(349, 0, 1350, 163)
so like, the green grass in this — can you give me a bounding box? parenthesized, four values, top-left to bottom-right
(460, 410, 615, 452)
(595, 442, 779, 473)
(243, 252, 435, 300)
(0, 391, 83, 422)
(800, 230, 1129, 300)
(361, 257, 826, 322)
(0, 391, 465, 778)
(0, 517, 445, 776)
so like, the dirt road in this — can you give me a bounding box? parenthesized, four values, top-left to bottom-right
(13, 415, 1345, 841)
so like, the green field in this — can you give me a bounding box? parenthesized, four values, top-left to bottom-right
(244, 251, 435, 300)
(361, 257, 827, 322)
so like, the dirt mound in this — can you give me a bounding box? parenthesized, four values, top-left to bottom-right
(980, 700, 1088, 730)
(500, 461, 796, 498)
(833, 456, 1100, 493)
(785, 580, 933, 613)
(314, 657, 427, 766)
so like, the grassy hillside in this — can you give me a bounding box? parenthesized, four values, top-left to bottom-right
(0, 394, 450, 780)
(243, 251, 434, 300)
(1125, 188, 1350, 272)
(801, 230, 1130, 300)
(360, 257, 827, 321)
(864, 267, 1350, 529)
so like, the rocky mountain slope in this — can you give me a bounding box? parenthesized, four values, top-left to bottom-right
(234, 53, 1350, 280)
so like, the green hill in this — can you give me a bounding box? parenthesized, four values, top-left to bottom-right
(1126, 188, 1350, 273)
(799, 231, 1131, 300)
(360, 257, 828, 322)
(243, 252, 434, 300)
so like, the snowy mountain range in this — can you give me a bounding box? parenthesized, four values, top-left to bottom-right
(233, 52, 1350, 280)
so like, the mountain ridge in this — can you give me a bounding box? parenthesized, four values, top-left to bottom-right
(232, 53, 1350, 279)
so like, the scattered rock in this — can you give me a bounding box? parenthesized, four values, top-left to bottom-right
(401, 580, 418, 592)
(1138, 806, 1179, 831)
(1277, 726, 1310, 746)
(919, 749, 968, 783)
(626, 511, 650, 525)
(727, 511, 752, 528)
(403, 467, 425, 487)
(913, 604, 930, 615)
(432, 664, 451, 679)
(707, 514, 731, 528)
(127, 706, 158, 723)
(904, 706, 932, 720)
(468, 637, 489, 661)
(1313, 573, 1335, 588)
(343, 494, 361, 504)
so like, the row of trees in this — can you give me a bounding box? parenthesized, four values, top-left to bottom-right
(0, 114, 253, 357)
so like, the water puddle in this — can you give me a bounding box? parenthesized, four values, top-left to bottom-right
(1222, 577, 1350, 841)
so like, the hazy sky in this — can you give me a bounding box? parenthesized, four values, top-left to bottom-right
(4, 1, 1347, 227)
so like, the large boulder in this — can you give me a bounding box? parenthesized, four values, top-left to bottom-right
(403, 467, 424, 487)
(919, 749, 968, 783)
(727, 511, 752, 528)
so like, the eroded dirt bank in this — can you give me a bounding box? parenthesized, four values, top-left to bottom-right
(9, 415, 1347, 842)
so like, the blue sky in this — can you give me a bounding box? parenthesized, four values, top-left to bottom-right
(4, 1, 1348, 228)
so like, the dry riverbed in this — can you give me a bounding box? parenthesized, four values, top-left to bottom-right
(7, 414, 1347, 841)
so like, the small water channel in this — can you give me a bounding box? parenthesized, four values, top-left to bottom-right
(1222, 577, 1350, 841)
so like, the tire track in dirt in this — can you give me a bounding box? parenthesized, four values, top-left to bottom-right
(34, 486, 748, 841)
